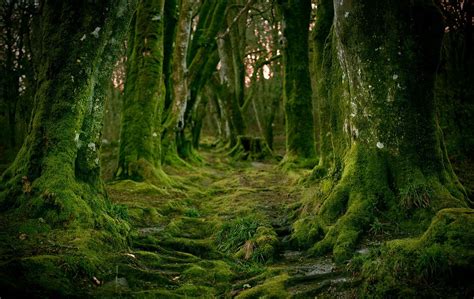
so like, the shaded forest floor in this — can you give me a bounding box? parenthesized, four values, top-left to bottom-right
(1, 139, 473, 298)
(93, 140, 358, 298)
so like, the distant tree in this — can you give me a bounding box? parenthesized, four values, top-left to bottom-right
(116, 0, 171, 184)
(278, 0, 317, 166)
(163, 0, 228, 161)
(0, 1, 36, 157)
(435, 0, 474, 162)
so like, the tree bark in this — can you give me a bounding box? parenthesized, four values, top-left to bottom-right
(293, 0, 469, 263)
(116, 0, 169, 184)
(279, 0, 316, 163)
(217, 33, 246, 146)
(0, 0, 131, 231)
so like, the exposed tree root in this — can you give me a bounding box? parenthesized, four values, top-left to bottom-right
(292, 144, 468, 263)
(357, 208, 474, 297)
(229, 135, 273, 161)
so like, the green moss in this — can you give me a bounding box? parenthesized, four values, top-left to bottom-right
(166, 216, 215, 240)
(183, 260, 234, 286)
(358, 208, 474, 297)
(292, 145, 392, 262)
(161, 237, 218, 259)
(184, 207, 200, 218)
(236, 274, 289, 299)
(253, 226, 279, 263)
(20, 255, 74, 295)
(280, 0, 316, 162)
(291, 217, 325, 248)
(291, 0, 469, 266)
(109, 180, 170, 196)
(0, 2, 133, 296)
(18, 218, 52, 234)
(279, 156, 318, 172)
(176, 284, 215, 298)
(127, 207, 162, 227)
(117, 0, 169, 185)
(129, 290, 181, 298)
(216, 215, 279, 263)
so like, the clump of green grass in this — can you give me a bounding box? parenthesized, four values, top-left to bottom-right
(216, 215, 261, 253)
(216, 215, 278, 262)
(400, 184, 432, 209)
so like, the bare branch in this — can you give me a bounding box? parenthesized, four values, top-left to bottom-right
(217, 0, 256, 40)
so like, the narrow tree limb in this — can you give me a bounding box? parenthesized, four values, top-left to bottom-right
(217, 0, 256, 40)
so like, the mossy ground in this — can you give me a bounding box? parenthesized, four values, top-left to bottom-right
(93, 138, 307, 297)
(1, 137, 472, 298)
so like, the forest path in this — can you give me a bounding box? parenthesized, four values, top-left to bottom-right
(101, 145, 357, 298)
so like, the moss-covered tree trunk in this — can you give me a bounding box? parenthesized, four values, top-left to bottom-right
(116, 0, 169, 184)
(0, 1, 132, 295)
(279, 0, 316, 164)
(170, 0, 192, 132)
(161, 0, 230, 159)
(293, 0, 469, 263)
(160, 0, 195, 165)
(0, 1, 128, 239)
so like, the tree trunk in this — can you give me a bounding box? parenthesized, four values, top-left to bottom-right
(293, 0, 469, 263)
(217, 34, 246, 146)
(0, 0, 131, 236)
(170, 0, 192, 131)
(163, 0, 178, 111)
(160, 0, 196, 165)
(116, 0, 169, 184)
(279, 0, 316, 164)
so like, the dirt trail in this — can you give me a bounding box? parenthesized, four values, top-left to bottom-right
(101, 148, 358, 298)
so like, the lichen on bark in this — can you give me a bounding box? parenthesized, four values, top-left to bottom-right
(293, 0, 469, 263)
(0, 1, 133, 296)
(116, 0, 171, 185)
